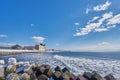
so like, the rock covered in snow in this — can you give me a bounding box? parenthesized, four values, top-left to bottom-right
(0, 60, 5, 65)
(8, 58, 17, 65)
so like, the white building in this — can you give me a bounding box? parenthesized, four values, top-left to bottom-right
(35, 44, 46, 52)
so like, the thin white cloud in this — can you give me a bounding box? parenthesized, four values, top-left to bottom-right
(87, 16, 100, 24)
(74, 22, 80, 26)
(86, 8, 91, 14)
(0, 34, 7, 38)
(85, 1, 111, 14)
(98, 42, 110, 46)
(32, 36, 45, 43)
(107, 14, 120, 25)
(93, 1, 111, 11)
(94, 28, 108, 32)
(30, 24, 35, 27)
(74, 12, 113, 36)
(56, 43, 60, 46)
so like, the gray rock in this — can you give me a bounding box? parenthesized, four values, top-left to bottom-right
(16, 66, 24, 74)
(6, 65, 16, 75)
(43, 69, 53, 77)
(6, 73, 19, 80)
(53, 71, 62, 79)
(83, 72, 92, 80)
(55, 66, 62, 72)
(76, 75, 87, 80)
(0, 66, 5, 78)
(105, 74, 116, 80)
(91, 72, 103, 80)
(21, 73, 30, 80)
(38, 74, 48, 80)
(30, 73, 37, 80)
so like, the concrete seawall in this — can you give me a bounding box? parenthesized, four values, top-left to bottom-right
(0, 50, 43, 56)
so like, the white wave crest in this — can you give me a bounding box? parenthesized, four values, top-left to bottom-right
(54, 55, 120, 79)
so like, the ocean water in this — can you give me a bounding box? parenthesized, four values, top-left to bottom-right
(0, 52, 120, 79)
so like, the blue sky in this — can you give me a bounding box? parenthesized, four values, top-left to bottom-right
(0, 0, 120, 51)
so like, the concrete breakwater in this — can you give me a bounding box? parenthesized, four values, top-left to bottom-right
(0, 50, 43, 56)
(0, 58, 116, 80)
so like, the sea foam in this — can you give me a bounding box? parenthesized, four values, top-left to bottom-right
(53, 55, 120, 79)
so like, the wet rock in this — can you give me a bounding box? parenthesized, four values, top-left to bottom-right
(44, 64, 51, 69)
(40, 66, 46, 73)
(35, 67, 42, 78)
(21, 73, 30, 80)
(0, 65, 5, 78)
(91, 72, 103, 80)
(52, 71, 62, 80)
(6, 65, 16, 75)
(83, 72, 92, 80)
(76, 75, 87, 80)
(64, 71, 72, 79)
(16, 66, 24, 74)
(70, 74, 77, 80)
(6, 73, 19, 80)
(0, 77, 5, 80)
(105, 74, 116, 80)
(24, 67, 33, 75)
(55, 66, 62, 72)
(30, 73, 37, 80)
(62, 67, 70, 73)
(24, 64, 33, 75)
(62, 72, 70, 80)
(43, 69, 53, 77)
(38, 74, 48, 80)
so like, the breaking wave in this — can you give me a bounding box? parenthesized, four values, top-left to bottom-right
(53, 55, 120, 79)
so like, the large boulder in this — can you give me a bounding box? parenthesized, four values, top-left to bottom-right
(44, 64, 51, 69)
(20, 73, 30, 80)
(83, 72, 92, 80)
(70, 74, 77, 80)
(6, 65, 16, 75)
(43, 69, 53, 77)
(38, 74, 48, 80)
(6, 73, 19, 80)
(105, 74, 116, 80)
(91, 72, 103, 80)
(24, 64, 33, 75)
(8, 58, 17, 65)
(30, 73, 37, 80)
(76, 75, 87, 80)
(62, 72, 70, 80)
(16, 66, 24, 74)
(52, 71, 63, 80)
(0, 65, 5, 78)
(55, 66, 62, 73)
(39, 66, 46, 74)
(62, 67, 70, 73)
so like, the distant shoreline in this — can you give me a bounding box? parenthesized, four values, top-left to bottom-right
(0, 49, 63, 56)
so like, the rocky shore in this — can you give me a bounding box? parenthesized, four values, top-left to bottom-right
(0, 58, 116, 80)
